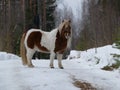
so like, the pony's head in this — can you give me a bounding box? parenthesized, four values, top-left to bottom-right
(58, 19, 72, 39)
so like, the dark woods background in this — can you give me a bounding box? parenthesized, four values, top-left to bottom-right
(0, 0, 120, 59)
(78, 0, 120, 51)
(0, 0, 56, 59)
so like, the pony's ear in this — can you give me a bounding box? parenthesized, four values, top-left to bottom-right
(68, 19, 71, 23)
(62, 19, 65, 22)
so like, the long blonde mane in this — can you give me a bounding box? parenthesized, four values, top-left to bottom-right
(58, 19, 72, 49)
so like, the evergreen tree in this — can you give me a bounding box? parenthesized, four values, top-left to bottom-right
(40, 0, 56, 31)
(46, 0, 57, 31)
(25, 0, 40, 30)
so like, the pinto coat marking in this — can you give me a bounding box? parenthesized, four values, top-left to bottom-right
(27, 31, 49, 52)
(24, 29, 58, 53)
(20, 19, 72, 68)
(54, 31, 67, 53)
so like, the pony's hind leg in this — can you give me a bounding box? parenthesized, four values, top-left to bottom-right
(50, 52, 55, 68)
(26, 48, 35, 67)
(57, 53, 64, 69)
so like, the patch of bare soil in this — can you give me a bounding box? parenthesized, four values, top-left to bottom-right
(73, 80, 97, 90)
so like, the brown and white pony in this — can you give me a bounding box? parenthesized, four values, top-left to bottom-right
(20, 19, 72, 69)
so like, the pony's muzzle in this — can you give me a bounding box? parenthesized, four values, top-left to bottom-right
(65, 33, 70, 39)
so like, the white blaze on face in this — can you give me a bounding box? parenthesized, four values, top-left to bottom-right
(65, 33, 70, 39)
(64, 24, 71, 39)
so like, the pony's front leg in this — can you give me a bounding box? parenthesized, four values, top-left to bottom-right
(57, 54, 64, 69)
(26, 49, 35, 67)
(50, 52, 55, 68)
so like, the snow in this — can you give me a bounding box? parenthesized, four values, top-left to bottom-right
(0, 52, 20, 60)
(0, 45, 120, 90)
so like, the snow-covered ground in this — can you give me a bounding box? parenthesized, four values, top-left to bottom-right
(0, 45, 120, 90)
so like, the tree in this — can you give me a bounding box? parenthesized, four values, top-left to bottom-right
(46, 0, 56, 31)
(0, 0, 25, 54)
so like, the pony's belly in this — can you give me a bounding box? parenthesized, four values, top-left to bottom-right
(34, 46, 50, 53)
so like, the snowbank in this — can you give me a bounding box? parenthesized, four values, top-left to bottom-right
(67, 50, 81, 59)
(68, 45, 120, 68)
(0, 52, 20, 60)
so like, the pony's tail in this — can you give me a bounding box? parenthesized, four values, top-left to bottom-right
(20, 33, 27, 65)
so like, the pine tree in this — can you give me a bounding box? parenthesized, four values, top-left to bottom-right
(46, 0, 56, 31)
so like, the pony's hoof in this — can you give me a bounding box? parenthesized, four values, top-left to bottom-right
(50, 66, 55, 69)
(22, 63, 27, 66)
(28, 64, 34, 68)
(60, 67, 64, 69)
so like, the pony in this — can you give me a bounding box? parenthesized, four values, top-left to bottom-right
(20, 19, 72, 69)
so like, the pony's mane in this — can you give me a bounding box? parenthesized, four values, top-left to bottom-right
(58, 19, 72, 49)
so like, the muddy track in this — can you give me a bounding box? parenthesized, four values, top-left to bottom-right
(70, 75, 97, 90)
(73, 80, 97, 90)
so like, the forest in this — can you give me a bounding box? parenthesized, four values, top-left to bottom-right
(0, 0, 120, 58)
